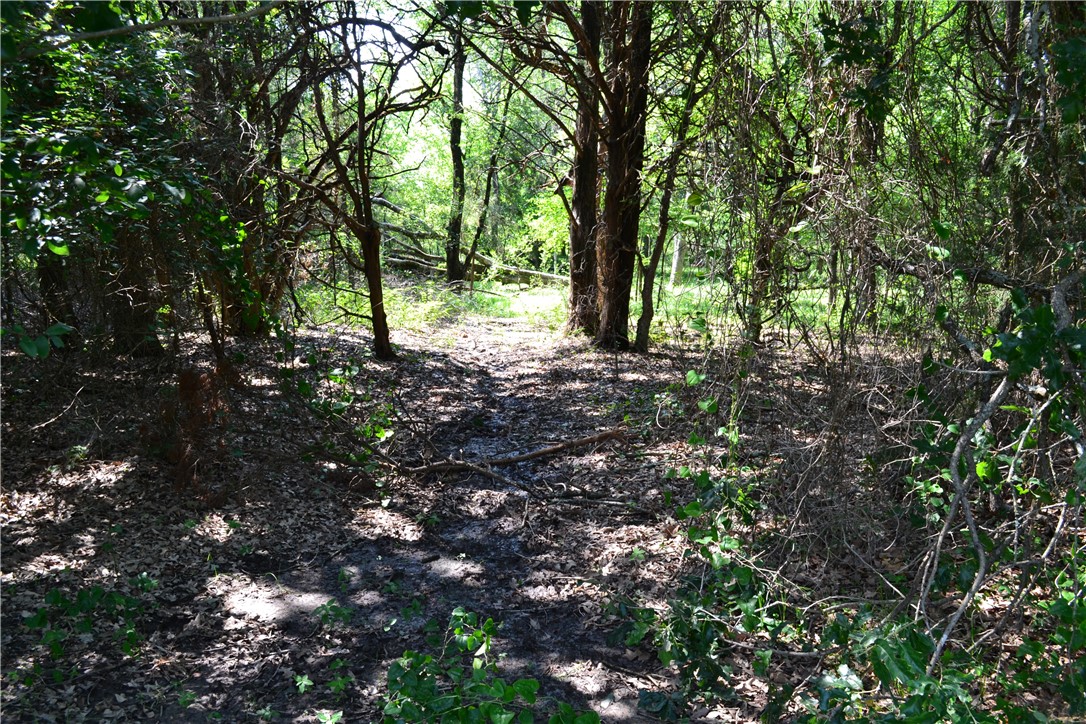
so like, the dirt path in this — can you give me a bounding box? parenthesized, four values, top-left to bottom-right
(2, 318, 703, 722)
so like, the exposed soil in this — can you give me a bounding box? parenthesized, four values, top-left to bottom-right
(0, 315, 943, 722)
(2, 317, 728, 722)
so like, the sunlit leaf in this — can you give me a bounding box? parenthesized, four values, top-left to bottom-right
(685, 370, 706, 386)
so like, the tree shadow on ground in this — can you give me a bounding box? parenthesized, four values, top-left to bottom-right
(2, 324, 681, 722)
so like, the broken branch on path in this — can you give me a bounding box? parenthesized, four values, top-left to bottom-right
(408, 429, 625, 477)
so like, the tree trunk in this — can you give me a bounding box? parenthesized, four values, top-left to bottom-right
(446, 23, 467, 282)
(634, 8, 717, 352)
(567, 0, 602, 336)
(357, 73, 394, 360)
(361, 227, 393, 360)
(595, 1, 652, 350)
(669, 234, 684, 287)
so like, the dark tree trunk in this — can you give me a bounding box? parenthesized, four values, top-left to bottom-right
(356, 76, 394, 360)
(446, 24, 467, 282)
(595, 1, 652, 350)
(361, 226, 393, 360)
(567, 0, 602, 336)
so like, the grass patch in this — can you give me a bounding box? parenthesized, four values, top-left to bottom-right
(294, 278, 567, 333)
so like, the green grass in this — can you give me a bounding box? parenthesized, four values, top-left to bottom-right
(296, 267, 955, 346)
(294, 278, 568, 334)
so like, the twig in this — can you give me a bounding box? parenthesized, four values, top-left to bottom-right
(29, 386, 85, 430)
(924, 376, 1012, 674)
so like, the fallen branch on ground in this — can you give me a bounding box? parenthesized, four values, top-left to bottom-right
(408, 429, 626, 476)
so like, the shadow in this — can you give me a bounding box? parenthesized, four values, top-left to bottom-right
(1, 324, 681, 722)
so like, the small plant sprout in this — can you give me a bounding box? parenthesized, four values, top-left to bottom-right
(336, 567, 353, 593)
(313, 600, 352, 627)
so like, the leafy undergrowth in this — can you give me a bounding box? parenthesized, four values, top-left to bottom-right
(2, 316, 1082, 722)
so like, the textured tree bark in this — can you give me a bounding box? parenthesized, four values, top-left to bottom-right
(566, 0, 602, 337)
(445, 24, 467, 283)
(595, 1, 652, 350)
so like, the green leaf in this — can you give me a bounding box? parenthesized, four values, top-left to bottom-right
(932, 219, 954, 240)
(72, 1, 124, 34)
(697, 398, 719, 414)
(685, 370, 706, 386)
(19, 336, 40, 357)
(976, 459, 997, 482)
(162, 182, 187, 203)
(95, 191, 110, 203)
(34, 336, 50, 358)
(513, 0, 538, 25)
(511, 679, 539, 704)
(446, 0, 484, 18)
(47, 241, 70, 256)
(677, 500, 704, 520)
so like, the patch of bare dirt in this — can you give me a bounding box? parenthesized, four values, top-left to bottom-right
(2, 318, 707, 722)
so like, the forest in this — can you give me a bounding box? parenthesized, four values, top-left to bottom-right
(1, 0, 1084, 721)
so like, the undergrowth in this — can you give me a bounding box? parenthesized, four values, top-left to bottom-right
(611, 287, 1086, 722)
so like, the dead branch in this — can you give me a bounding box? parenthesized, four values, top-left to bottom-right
(406, 429, 626, 496)
(410, 429, 624, 475)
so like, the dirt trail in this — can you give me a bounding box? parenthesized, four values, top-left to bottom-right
(2, 318, 698, 722)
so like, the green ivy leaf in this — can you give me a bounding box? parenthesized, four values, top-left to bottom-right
(446, 0, 484, 18)
(511, 679, 539, 704)
(685, 370, 706, 386)
(676, 500, 703, 520)
(975, 459, 997, 482)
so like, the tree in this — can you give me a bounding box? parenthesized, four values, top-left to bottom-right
(566, 1, 602, 336)
(445, 16, 468, 282)
(633, 2, 724, 352)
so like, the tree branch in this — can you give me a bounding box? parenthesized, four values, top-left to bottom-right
(20, 0, 290, 59)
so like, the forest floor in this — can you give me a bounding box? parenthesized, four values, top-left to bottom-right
(2, 312, 914, 722)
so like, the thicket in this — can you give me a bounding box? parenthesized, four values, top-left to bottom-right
(2, 0, 1084, 720)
